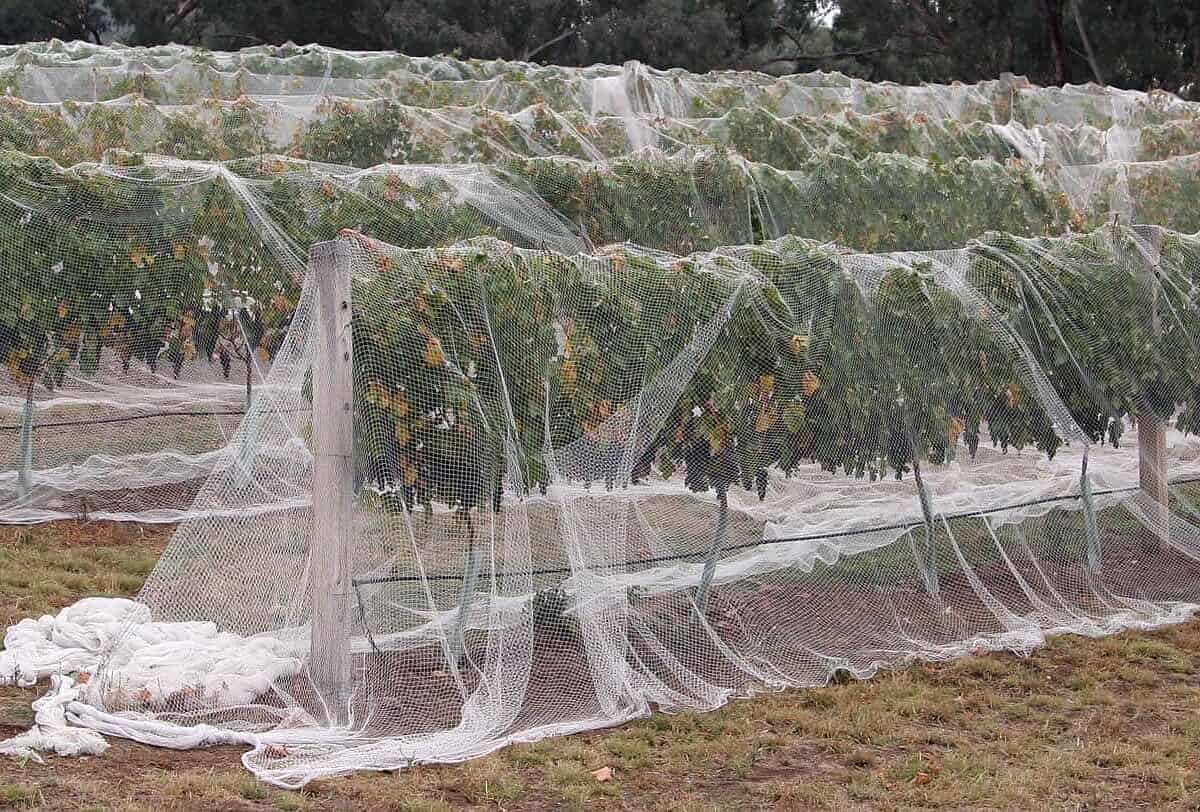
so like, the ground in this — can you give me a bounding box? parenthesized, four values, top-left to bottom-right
(2, 522, 1200, 810)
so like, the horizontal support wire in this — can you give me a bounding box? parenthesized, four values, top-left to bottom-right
(0, 407, 311, 431)
(353, 475, 1200, 587)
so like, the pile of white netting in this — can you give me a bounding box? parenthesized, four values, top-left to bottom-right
(3, 41, 1200, 788)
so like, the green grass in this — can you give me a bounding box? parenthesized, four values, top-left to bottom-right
(3, 520, 1200, 809)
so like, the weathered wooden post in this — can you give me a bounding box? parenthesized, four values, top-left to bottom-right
(1135, 226, 1170, 553)
(309, 240, 354, 721)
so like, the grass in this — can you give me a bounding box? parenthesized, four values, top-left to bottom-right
(3, 520, 1200, 809)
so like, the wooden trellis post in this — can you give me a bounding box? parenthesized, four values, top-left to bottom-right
(309, 240, 354, 720)
(1136, 227, 1170, 552)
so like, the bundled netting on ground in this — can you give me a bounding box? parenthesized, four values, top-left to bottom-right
(2, 40, 1200, 788)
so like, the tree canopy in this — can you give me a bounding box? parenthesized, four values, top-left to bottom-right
(0, 0, 1196, 97)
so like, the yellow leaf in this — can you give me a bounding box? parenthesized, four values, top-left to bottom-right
(7, 351, 27, 385)
(949, 417, 965, 442)
(707, 425, 728, 455)
(394, 423, 410, 446)
(56, 300, 69, 319)
(802, 371, 821, 397)
(403, 463, 418, 486)
(560, 360, 577, 391)
(256, 347, 270, 363)
(392, 391, 410, 418)
(423, 336, 446, 367)
(365, 380, 385, 406)
(173, 243, 186, 261)
(755, 409, 775, 433)
(129, 246, 154, 268)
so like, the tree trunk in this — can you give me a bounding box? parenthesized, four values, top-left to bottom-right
(17, 379, 35, 501)
(912, 460, 940, 598)
(1069, 0, 1105, 85)
(695, 486, 730, 614)
(1039, 0, 1071, 85)
(1138, 413, 1170, 552)
(1080, 450, 1101, 571)
(449, 513, 481, 666)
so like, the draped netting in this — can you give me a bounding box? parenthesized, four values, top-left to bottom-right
(1, 41, 1200, 789)
(4, 148, 1200, 522)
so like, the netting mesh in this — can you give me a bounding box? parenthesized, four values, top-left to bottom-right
(72, 225, 1199, 787)
(6, 95, 1200, 168)
(2, 41, 1200, 788)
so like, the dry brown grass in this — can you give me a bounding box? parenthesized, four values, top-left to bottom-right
(3, 520, 1200, 810)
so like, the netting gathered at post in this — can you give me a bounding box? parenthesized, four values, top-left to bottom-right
(2, 41, 1200, 788)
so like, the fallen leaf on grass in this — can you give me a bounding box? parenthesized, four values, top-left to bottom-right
(591, 766, 614, 782)
(912, 771, 932, 785)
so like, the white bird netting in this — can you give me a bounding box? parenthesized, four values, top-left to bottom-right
(2, 41, 1200, 788)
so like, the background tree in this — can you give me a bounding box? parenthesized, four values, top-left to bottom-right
(830, 0, 1198, 98)
(0, 0, 111, 43)
(0, 0, 1196, 98)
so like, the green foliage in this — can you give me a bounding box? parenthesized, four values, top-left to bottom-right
(6, 94, 1200, 183)
(0, 152, 295, 399)
(344, 232, 1084, 513)
(970, 225, 1200, 443)
(1, 145, 1197, 431)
